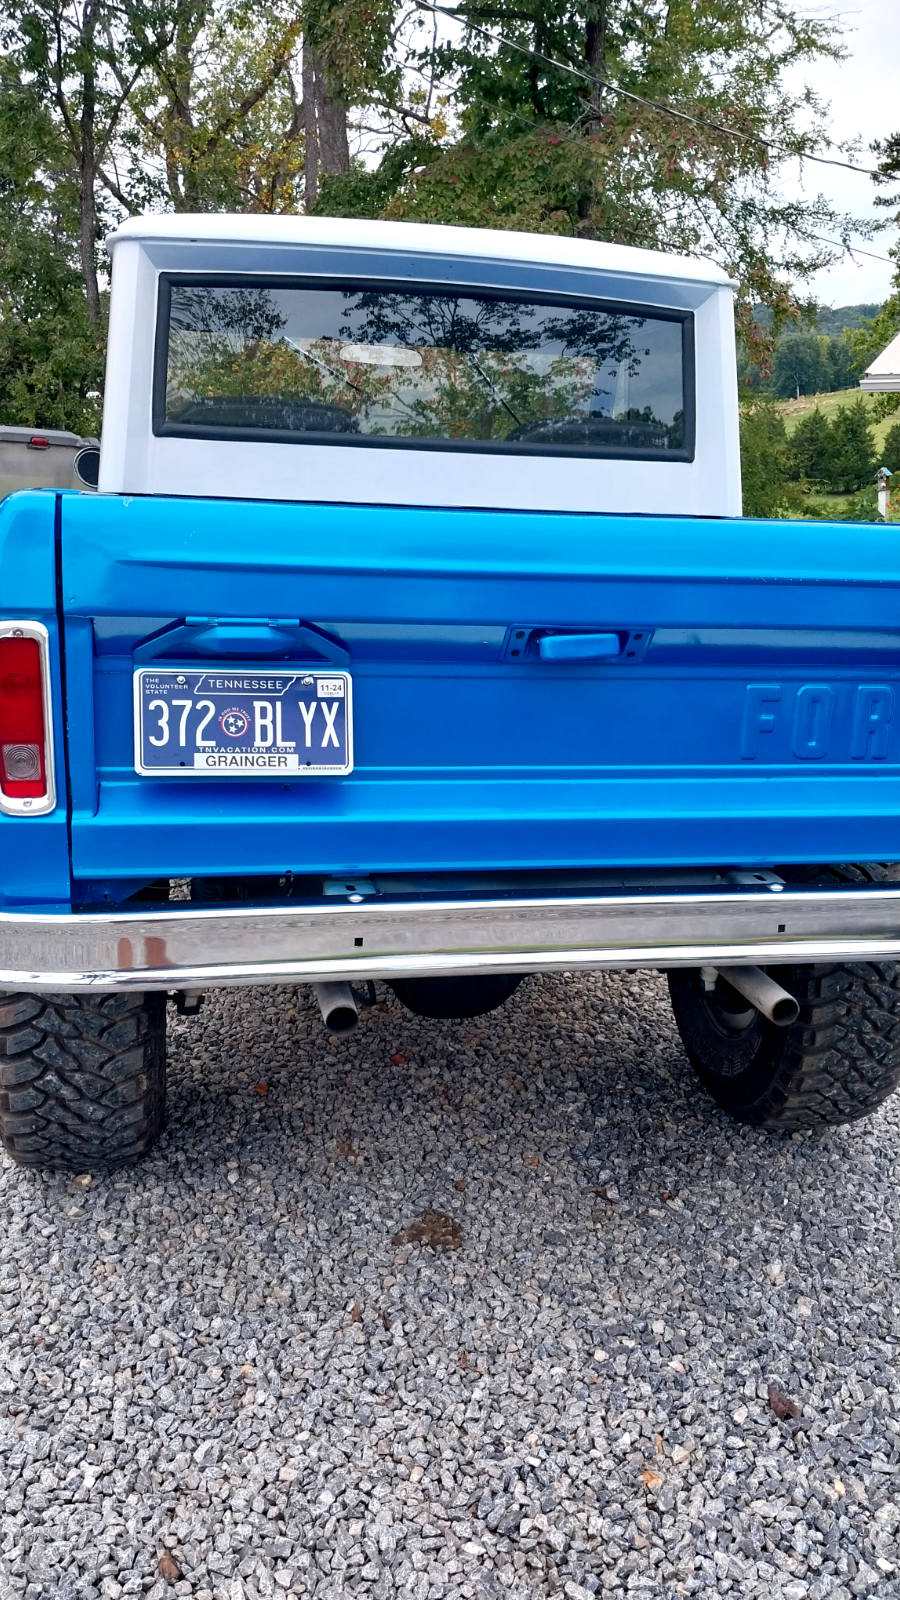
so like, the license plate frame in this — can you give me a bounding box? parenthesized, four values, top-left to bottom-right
(134, 666, 353, 777)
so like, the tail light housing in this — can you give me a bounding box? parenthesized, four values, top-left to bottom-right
(0, 623, 55, 814)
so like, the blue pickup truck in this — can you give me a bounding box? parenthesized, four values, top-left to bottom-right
(2, 214, 900, 1171)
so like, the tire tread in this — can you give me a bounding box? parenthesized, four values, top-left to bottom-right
(0, 991, 165, 1169)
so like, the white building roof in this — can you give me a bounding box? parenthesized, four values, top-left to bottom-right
(860, 329, 900, 392)
(106, 213, 736, 290)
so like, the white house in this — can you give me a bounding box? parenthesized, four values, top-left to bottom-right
(859, 330, 900, 392)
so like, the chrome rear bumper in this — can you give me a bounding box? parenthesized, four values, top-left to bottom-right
(3, 883, 900, 992)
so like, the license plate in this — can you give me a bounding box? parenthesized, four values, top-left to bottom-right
(134, 668, 353, 777)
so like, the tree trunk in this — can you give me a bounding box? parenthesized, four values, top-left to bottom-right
(529, 17, 546, 119)
(584, 1, 607, 120)
(79, 0, 101, 325)
(170, 12, 197, 210)
(317, 79, 350, 176)
(303, 42, 350, 201)
(303, 42, 318, 207)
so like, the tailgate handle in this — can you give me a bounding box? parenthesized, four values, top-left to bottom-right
(538, 632, 621, 662)
(503, 626, 652, 663)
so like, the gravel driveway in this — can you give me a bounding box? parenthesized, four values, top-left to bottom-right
(1, 970, 899, 1600)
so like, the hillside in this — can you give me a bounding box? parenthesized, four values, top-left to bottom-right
(809, 304, 881, 338)
(751, 302, 879, 336)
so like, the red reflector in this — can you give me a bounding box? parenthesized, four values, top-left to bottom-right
(0, 637, 46, 796)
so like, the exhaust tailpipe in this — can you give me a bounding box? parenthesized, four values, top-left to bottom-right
(313, 982, 359, 1036)
(713, 965, 800, 1027)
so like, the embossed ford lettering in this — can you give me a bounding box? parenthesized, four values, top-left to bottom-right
(741, 683, 895, 761)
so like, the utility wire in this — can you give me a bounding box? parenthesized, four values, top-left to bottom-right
(807, 235, 895, 264)
(411, 0, 883, 180)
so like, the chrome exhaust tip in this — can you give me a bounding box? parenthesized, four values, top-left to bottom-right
(713, 965, 800, 1027)
(313, 981, 359, 1035)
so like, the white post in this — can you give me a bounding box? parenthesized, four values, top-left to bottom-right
(876, 467, 892, 522)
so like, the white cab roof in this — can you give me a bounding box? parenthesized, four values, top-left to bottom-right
(107, 213, 735, 290)
(860, 330, 900, 393)
(100, 211, 741, 515)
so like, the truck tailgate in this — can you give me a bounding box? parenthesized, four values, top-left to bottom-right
(59, 492, 900, 883)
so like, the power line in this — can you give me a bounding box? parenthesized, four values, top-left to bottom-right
(808, 235, 895, 264)
(412, 0, 883, 180)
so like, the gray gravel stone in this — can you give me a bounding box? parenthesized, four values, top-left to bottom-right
(1, 970, 899, 1599)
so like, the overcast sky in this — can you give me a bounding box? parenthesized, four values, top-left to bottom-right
(782, 0, 898, 307)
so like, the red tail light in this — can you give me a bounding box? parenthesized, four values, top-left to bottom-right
(0, 634, 48, 802)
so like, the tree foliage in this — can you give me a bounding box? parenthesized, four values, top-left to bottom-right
(0, 0, 891, 459)
(739, 397, 803, 518)
(881, 422, 900, 478)
(0, 56, 104, 428)
(0, 217, 105, 431)
(766, 332, 856, 399)
(788, 407, 831, 485)
(112, 1, 307, 214)
(785, 399, 876, 495)
(382, 0, 852, 347)
(824, 399, 876, 494)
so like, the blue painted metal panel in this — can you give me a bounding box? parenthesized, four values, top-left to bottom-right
(70, 772, 900, 879)
(59, 491, 900, 594)
(0, 490, 58, 611)
(64, 616, 98, 818)
(0, 807, 71, 907)
(59, 492, 900, 880)
(0, 494, 71, 901)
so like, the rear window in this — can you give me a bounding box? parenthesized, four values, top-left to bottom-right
(156, 277, 694, 460)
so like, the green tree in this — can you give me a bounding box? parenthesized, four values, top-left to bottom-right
(4, 0, 136, 323)
(301, 0, 399, 205)
(0, 0, 887, 437)
(0, 219, 105, 431)
(739, 398, 803, 517)
(70, 0, 309, 216)
(0, 59, 104, 428)
(789, 407, 832, 484)
(0, 0, 378, 421)
(770, 334, 826, 399)
(822, 398, 875, 494)
(378, 0, 852, 341)
(822, 334, 856, 392)
(881, 422, 900, 476)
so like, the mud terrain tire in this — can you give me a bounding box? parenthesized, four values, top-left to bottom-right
(668, 864, 900, 1129)
(0, 991, 166, 1169)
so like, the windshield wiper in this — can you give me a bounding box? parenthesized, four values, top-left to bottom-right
(283, 337, 365, 396)
(467, 354, 522, 426)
